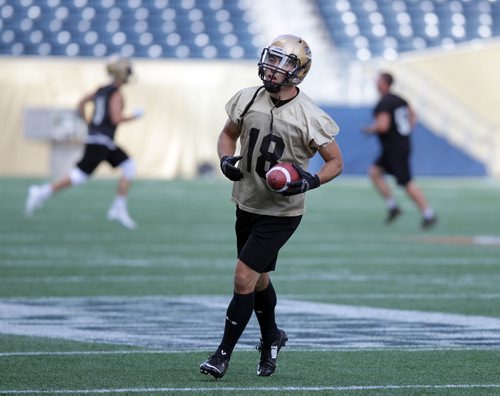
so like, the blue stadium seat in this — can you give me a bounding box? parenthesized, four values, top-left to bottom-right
(0, 0, 260, 59)
(2, 0, 498, 60)
(316, 0, 500, 60)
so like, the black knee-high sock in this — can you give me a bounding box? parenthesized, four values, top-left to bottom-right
(219, 291, 255, 355)
(254, 282, 279, 347)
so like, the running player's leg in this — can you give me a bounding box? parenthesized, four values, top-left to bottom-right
(254, 274, 279, 346)
(404, 181, 437, 228)
(200, 259, 259, 379)
(239, 213, 299, 376)
(107, 147, 137, 229)
(369, 161, 400, 223)
(369, 163, 393, 199)
(217, 209, 263, 354)
(222, 260, 260, 350)
(392, 150, 436, 229)
(201, 210, 300, 379)
(253, 274, 287, 376)
(25, 145, 99, 216)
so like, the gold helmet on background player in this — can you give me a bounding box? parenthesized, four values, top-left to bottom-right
(258, 34, 312, 93)
(106, 55, 132, 84)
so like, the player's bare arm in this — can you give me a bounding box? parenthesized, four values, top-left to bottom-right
(365, 112, 391, 134)
(77, 93, 94, 120)
(217, 118, 241, 159)
(408, 104, 417, 129)
(316, 140, 343, 184)
(283, 140, 343, 196)
(218, 118, 244, 181)
(109, 91, 140, 125)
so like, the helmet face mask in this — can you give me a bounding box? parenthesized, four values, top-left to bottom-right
(258, 34, 312, 93)
(258, 47, 299, 92)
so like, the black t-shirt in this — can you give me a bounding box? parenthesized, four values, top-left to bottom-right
(88, 84, 119, 139)
(374, 93, 411, 146)
(270, 88, 299, 108)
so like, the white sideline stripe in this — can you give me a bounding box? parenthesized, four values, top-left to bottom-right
(0, 350, 168, 357)
(2, 384, 500, 394)
(3, 273, 500, 287)
(2, 346, 500, 357)
(2, 256, 499, 268)
(284, 292, 500, 300)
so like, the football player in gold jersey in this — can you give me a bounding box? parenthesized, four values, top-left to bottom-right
(200, 34, 343, 379)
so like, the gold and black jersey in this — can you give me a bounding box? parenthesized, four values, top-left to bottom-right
(225, 86, 339, 217)
(89, 84, 119, 139)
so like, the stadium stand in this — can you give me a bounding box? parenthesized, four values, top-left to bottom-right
(316, 0, 500, 61)
(1, 0, 499, 61)
(0, 0, 261, 59)
(317, 0, 500, 61)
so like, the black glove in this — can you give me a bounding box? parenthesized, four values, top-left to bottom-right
(220, 155, 243, 181)
(282, 164, 320, 196)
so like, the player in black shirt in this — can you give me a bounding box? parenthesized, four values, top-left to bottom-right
(25, 56, 143, 229)
(364, 72, 436, 229)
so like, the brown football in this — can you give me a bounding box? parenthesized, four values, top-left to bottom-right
(265, 162, 300, 193)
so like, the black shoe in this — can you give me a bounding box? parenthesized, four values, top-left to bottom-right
(200, 348, 230, 379)
(385, 206, 401, 224)
(256, 328, 288, 377)
(422, 215, 437, 229)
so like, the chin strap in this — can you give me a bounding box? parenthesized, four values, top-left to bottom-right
(263, 81, 281, 93)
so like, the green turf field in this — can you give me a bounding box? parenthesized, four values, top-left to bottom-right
(1, 177, 499, 395)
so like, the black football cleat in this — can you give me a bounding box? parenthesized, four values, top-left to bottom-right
(200, 348, 230, 379)
(422, 215, 437, 230)
(385, 206, 401, 224)
(256, 328, 288, 377)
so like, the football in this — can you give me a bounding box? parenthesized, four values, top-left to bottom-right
(265, 162, 300, 193)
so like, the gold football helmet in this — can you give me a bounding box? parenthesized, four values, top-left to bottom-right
(106, 56, 132, 83)
(258, 34, 312, 92)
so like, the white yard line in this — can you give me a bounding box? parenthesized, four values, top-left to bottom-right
(2, 273, 500, 287)
(2, 384, 500, 394)
(2, 345, 499, 358)
(2, 255, 499, 268)
(284, 292, 500, 300)
(0, 350, 170, 357)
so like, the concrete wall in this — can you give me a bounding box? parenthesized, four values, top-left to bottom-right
(0, 57, 257, 179)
